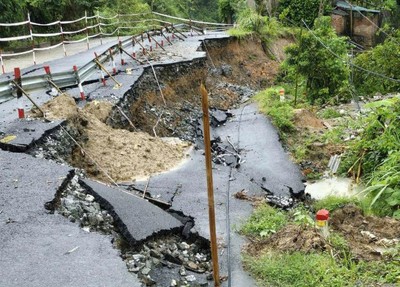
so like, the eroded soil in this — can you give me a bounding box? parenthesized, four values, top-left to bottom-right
(33, 94, 190, 183)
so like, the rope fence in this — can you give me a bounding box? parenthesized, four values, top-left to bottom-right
(0, 11, 232, 73)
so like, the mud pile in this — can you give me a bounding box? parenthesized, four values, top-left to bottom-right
(33, 95, 191, 183)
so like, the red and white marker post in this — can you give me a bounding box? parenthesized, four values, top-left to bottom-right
(118, 41, 125, 65)
(94, 52, 106, 86)
(14, 67, 25, 119)
(73, 65, 86, 100)
(109, 49, 117, 75)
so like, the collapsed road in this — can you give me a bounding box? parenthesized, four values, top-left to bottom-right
(0, 30, 305, 287)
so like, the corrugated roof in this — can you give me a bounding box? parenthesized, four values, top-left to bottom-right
(336, 1, 380, 13)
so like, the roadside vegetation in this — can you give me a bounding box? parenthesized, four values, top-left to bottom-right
(233, 1, 400, 218)
(220, 0, 400, 286)
(240, 201, 400, 286)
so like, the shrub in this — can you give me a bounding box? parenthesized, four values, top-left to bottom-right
(254, 87, 295, 134)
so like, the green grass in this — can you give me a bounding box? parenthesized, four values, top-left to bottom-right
(320, 108, 341, 119)
(243, 251, 400, 287)
(241, 201, 400, 286)
(240, 204, 287, 238)
(227, 28, 253, 39)
(312, 196, 362, 213)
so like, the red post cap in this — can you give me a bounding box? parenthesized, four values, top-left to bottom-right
(316, 209, 329, 221)
(44, 66, 51, 75)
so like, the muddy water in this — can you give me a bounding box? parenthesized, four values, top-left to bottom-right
(305, 176, 364, 199)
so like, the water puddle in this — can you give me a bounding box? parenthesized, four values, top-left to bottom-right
(305, 176, 364, 200)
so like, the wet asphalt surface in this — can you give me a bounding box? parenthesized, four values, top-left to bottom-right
(0, 119, 64, 152)
(0, 151, 141, 287)
(0, 31, 305, 287)
(133, 103, 305, 286)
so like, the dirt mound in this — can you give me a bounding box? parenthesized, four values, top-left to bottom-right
(268, 224, 327, 253)
(244, 224, 328, 257)
(31, 94, 78, 120)
(331, 205, 400, 261)
(71, 110, 189, 182)
(293, 109, 325, 130)
(83, 100, 113, 122)
(37, 95, 190, 183)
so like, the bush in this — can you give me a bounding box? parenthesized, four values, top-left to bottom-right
(342, 97, 400, 217)
(278, 0, 331, 28)
(353, 32, 400, 96)
(312, 196, 362, 213)
(254, 87, 295, 134)
(243, 249, 400, 286)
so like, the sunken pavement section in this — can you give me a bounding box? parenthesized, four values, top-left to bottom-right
(0, 150, 142, 287)
(0, 32, 306, 287)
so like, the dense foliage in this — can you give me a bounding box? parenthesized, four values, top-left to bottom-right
(282, 17, 349, 104)
(218, 0, 246, 23)
(353, 32, 400, 96)
(278, 0, 330, 27)
(342, 98, 400, 218)
(0, 0, 219, 24)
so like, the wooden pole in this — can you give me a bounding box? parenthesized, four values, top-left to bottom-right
(200, 84, 220, 287)
(11, 80, 46, 116)
(94, 59, 122, 87)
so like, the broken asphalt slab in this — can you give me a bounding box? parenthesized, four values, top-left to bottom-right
(0, 150, 141, 287)
(132, 102, 305, 286)
(80, 179, 185, 245)
(0, 118, 64, 152)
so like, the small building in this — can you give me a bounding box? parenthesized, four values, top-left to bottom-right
(331, 0, 380, 47)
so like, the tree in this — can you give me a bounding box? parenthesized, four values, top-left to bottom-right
(278, 0, 331, 27)
(283, 16, 350, 104)
(218, 0, 247, 23)
(353, 31, 400, 96)
(0, 0, 27, 47)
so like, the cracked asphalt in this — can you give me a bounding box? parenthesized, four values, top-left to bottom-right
(133, 103, 305, 286)
(0, 30, 305, 287)
(0, 151, 141, 287)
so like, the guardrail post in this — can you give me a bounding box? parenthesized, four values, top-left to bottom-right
(44, 65, 64, 96)
(14, 68, 25, 119)
(73, 65, 86, 100)
(131, 37, 136, 58)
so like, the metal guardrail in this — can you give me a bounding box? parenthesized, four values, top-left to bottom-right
(0, 17, 232, 105)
